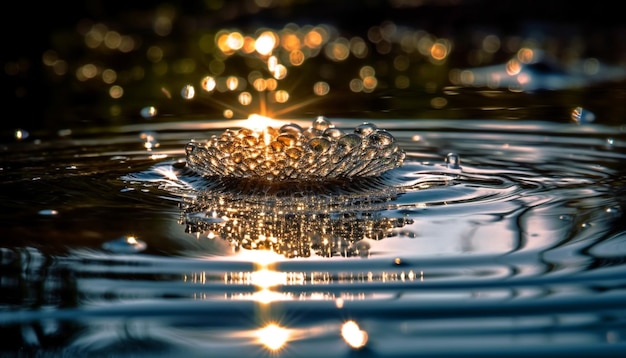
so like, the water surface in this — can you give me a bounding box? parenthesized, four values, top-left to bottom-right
(2, 109, 626, 357)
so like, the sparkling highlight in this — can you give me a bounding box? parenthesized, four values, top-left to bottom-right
(185, 116, 405, 182)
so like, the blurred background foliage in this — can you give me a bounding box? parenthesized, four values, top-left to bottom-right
(1, 0, 624, 136)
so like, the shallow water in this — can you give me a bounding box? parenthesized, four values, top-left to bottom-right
(2, 107, 626, 356)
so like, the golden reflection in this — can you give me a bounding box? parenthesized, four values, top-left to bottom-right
(251, 268, 287, 288)
(341, 320, 368, 349)
(256, 323, 290, 351)
(180, 175, 411, 258)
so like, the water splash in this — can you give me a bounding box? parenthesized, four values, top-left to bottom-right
(185, 116, 405, 182)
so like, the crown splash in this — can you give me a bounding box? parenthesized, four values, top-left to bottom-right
(185, 116, 405, 181)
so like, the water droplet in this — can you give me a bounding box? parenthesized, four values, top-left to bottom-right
(355, 123, 377, 136)
(605, 137, 615, 149)
(279, 123, 303, 135)
(336, 134, 362, 154)
(185, 142, 197, 155)
(446, 152, 461, 169)
(38, 209, 58, 216)
(181, 84, 195, 100)
(285, 147, 302, 159)
(571, 106, 595, 124)
(323, 127, 344, 139)
(102, 236, 147, 254)
(367, 130, 394, 148)
(312, 116, 331, 131)
(276, 133, 297, 147)
(140, 106, 158, 118)
(308, 137, 331, 153)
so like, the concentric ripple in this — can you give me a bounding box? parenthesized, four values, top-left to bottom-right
(184, 116, 406, 181)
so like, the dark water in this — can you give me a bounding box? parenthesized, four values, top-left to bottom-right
(2, 1, 626, 357)
(2, 112, 626, 357)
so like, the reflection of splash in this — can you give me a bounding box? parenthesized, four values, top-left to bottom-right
(180, 176, 412, 258)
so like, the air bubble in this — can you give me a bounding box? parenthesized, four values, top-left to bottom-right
(323, 127, 344, 139)
(308, 137, 331, 153)
(312, 116, 331, 131)
(355, 123, 377, 136)
(367, 130, 394, 148)
(446, 152, 461, 169)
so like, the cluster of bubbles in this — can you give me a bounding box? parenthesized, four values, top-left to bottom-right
(185, 116, 405, 181)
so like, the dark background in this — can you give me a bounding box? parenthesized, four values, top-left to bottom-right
(1, 0, 624, 135)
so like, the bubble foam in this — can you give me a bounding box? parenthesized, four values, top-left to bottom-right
(185, 116, 405, 182)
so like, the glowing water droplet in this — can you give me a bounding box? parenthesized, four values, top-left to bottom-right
(181, 84, 195, 99)
(140, 106, 158, 118)
(102, 236, 147, 254)
(571, 106, 595, 124)
(38, 209, 58, 216)
(446, 152, 461, 169)
(276, 133, 297, 147)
